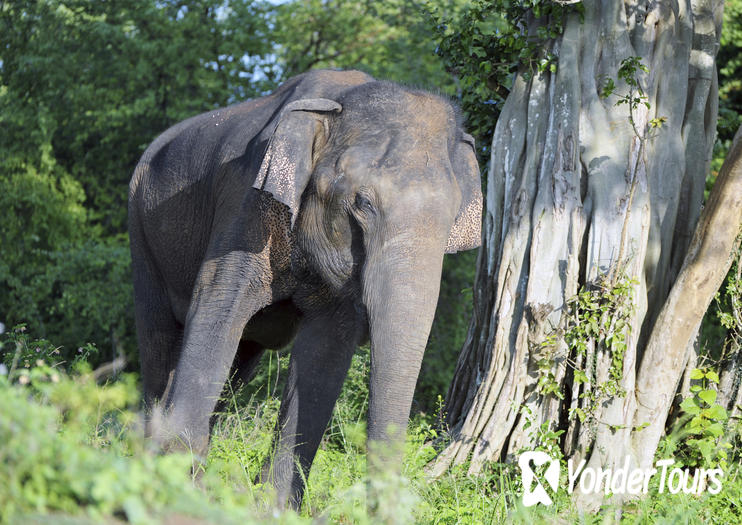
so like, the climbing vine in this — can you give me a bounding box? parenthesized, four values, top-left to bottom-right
(601, 56, 668, 281)
(564, 275, 636, 424)
(530, 273, 636, 439)
(664, 367, 732, 469)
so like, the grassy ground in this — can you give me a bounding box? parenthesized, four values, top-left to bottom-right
(1, 330, 741, 524)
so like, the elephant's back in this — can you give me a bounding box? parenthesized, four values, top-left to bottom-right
(126, 96, 279, 319)
(129, 69, 374, 209)
(129, 97, 274, 212)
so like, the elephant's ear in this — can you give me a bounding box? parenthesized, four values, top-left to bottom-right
(253, 98, 342, 226)
(445, 133, 483, 253)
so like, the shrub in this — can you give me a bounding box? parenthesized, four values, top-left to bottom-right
(0, 163, 135, 368)
(0, 340, 305, 524)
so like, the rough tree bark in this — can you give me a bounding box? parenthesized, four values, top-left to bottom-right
(632, 126, 742, 469)
(430, 1, 732, 499)
(718, 258, 742, 426)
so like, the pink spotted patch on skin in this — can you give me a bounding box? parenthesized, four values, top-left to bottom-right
(446, 195, 483, 253)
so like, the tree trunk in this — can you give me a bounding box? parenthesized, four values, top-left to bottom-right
(632, 125, 742, 469)
(431, 1, 730, 500)
(718, 257, 742, 427)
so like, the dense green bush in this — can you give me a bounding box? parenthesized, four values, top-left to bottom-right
(34, 238, 135, 364)
(0, 332, 301, 524)
(0, 165, 135, 368)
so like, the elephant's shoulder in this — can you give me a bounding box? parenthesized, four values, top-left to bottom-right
(134, 99, 272, 187)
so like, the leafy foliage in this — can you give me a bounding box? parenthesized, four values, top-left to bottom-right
(702, 241, 742, 364)
(274, 0, 458, 92)
(6, 329, 742, 523)
(0, 162, 134, 366)
(0, 335, 238, 524)
(664, 368, 732, 470)
(707, 0, 742, 197)
(1, 0, 275, 233)
(428, 0, 579, 153)
(0, 161, 87, 307)
(717, 0, 742, 146)
(0, 324, 96, 372)
(716, 244, 742, 363)
(600, 56, 667, 139)
(563, 276, 636, 426)
(520, 406, 564, 462)
(0, 0, 278, 362)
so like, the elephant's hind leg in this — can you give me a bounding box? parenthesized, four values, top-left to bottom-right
(130, 226, 182, 412)
(234, 340, 266, 386)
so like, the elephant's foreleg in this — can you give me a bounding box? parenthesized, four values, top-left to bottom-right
(210, 341, 266, 434)
(156, 252, 272, 458)
(261, 301, 362, 509)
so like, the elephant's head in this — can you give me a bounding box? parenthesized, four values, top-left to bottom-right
(253, 81, 482, 444)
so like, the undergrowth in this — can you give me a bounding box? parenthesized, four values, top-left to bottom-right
(1, 326, 742, 523)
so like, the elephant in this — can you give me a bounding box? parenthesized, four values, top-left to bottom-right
(128, 69, 482, 508)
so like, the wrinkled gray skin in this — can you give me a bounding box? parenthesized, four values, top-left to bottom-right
(129, 69, 482, 508)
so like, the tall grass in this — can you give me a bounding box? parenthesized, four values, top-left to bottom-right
(1, 327, 741, 523)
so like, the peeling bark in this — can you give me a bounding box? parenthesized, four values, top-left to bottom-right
(433, 1, 733, 504)
(632, 125, 742, 470)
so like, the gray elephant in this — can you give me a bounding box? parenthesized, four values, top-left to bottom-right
(128, 69, 482, 508)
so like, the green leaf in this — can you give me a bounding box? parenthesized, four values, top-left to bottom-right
(688, 415, 705, 431)
(707, 422, 724, 438)
(699, 389, 718, 405)
(690, 368, 705, 380)
(697, 439, 714, 462)
(705, 370, 720, 383)
(680, 396, 701, 415)
(707, 404, 728, 420)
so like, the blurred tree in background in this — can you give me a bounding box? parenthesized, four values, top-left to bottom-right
(1, 0, 275, 365)
(718, 0, 742, 148)
(1, 0, 274, 233)
(273, 0, 461, 90)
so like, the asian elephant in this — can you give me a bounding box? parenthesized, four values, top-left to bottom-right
(128, 69, 482, 508)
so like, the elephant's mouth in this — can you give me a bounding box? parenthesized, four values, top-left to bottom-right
(295, 198, 363, 294)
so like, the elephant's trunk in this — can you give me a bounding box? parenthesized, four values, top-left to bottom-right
(363, 235, 445, 459)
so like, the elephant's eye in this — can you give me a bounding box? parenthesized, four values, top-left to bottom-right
(354, 192, 375, 214)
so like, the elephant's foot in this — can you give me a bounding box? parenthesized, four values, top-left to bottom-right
(145, 404, 210, 462)
(258, 452, 305, 511)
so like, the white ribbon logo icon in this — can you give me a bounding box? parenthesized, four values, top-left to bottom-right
(519, 451, 559, 506)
